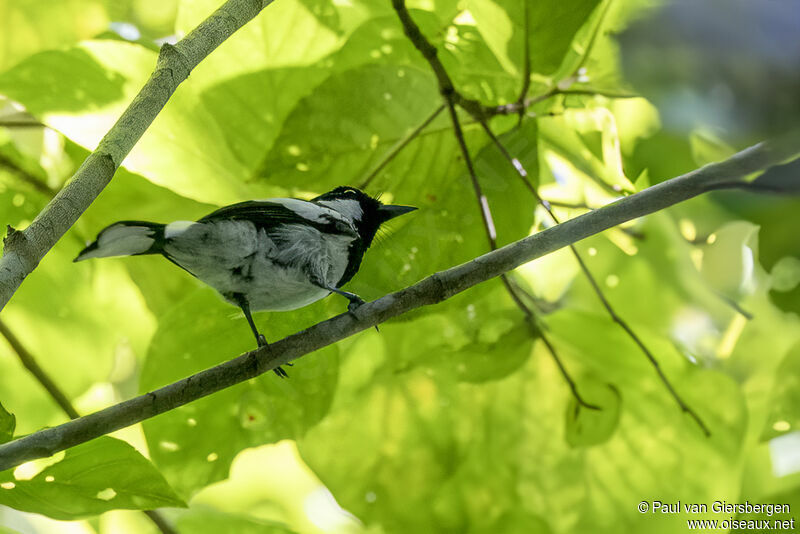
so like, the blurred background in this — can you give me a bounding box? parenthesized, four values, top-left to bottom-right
(1, 0, 799, 532)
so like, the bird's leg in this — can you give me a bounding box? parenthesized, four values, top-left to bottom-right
(233, 293, 288, 378)
(320, 285, 379, 332)
(329, 287, 367, 313)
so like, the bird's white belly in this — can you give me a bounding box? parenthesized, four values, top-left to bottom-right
(242, 265, 332, 311)
(164, 220, 353, 311)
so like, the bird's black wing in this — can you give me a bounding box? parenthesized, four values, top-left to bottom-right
(199, 200, 352, 235)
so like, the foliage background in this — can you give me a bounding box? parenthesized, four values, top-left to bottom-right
(1, 0, 799, 532)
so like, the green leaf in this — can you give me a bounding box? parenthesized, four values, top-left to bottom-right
(762, 340, 800, 441)
(0, 436, 184, 519)
(564, 381, 620, 447)
(176, 509, 298, 534)
(470, 0, 601, 77)
(699, 221, 760, 302)
(175, 0, 344, 73)
(0, 402, 14, 444)
(0, 41, 260, 204)
(373, 284, 534, 382)
(348, 119, 538, 307)
(140, 288, 339, 496)
(259, 63, 440, 191)
(0, 0, 110, 71)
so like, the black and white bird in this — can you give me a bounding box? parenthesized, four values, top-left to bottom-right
(75, 186, 416, 376)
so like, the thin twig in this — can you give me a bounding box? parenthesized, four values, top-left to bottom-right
(0, 153, 58, 196)
(0, 319, 176, 532)
(0, 319, 80, 419)
(543, 199, 593, 210)
(477, 120, 711, 435)
(359, 104, 445, 189)
(560, 88, 638, 99)
(144, 510, 178, 534)
(0, 120, 44, 128)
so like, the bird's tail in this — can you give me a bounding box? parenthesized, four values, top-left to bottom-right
(74, 221, 165, 262)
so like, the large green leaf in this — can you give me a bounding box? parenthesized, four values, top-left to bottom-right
(0, 0, 109, 71)
(468, 0, 601, 78)
(140, 288, 340, 497)
(0, 436, 184, 519)
(299, 316, 746, 533)
(259, 63, 440, 191)
(0, 41, 259, 204)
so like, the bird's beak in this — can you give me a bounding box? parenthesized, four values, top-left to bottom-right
(377, 204, 417, 222)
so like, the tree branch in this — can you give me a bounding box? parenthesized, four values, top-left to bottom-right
(0, 134, 795, 471)
(0, 319, 80, 419)
(0, 0, 276, 312)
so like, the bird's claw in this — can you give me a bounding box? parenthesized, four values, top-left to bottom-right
(346, 296, 378, 331)
(347, 296, 367, 314)
(254, 335, 289, 377)
(274, 366, 289, 378)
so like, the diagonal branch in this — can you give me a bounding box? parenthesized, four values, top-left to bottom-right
(0, 0, 276, 312)
(0, 133, 795, 471)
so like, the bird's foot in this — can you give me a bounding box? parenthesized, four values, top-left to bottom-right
(346, 297, 379, 332)
(255, 335, 291, 377)
(346, 296, 367, 314)
(274, 366, 289, 378)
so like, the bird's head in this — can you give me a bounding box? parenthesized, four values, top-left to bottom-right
(313, 186, 416, 246)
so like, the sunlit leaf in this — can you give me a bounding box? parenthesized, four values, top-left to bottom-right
(140, 288, 340, 497)
(564, 380, 620, 447)
(0, 436, 184, 519)
(0, 0, 109, 71)
(0, 41, 258, 204)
